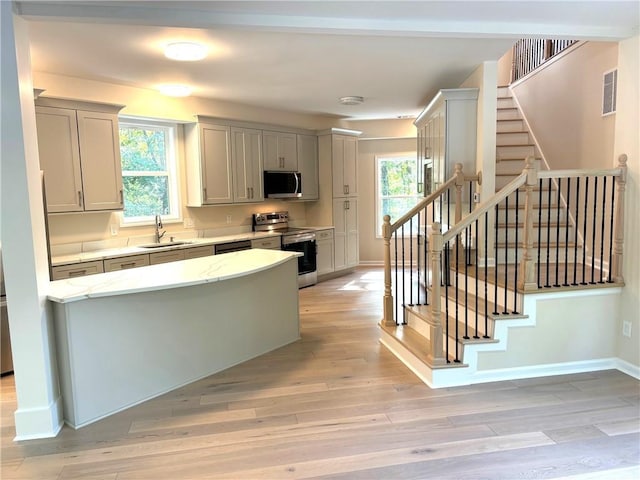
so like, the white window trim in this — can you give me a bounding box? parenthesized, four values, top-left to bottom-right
(375, 152, 420, 239)
(118, 117, 182, 227)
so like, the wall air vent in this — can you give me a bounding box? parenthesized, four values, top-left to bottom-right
(602, 69, 617, 116)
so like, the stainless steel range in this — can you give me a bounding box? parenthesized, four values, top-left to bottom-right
(253, 211, 317, 288)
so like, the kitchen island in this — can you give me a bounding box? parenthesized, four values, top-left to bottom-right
(48, 249, 301, 428)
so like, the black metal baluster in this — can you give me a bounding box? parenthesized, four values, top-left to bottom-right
(409, 218, 414, 305)
(537, 179, 543, 288)
(464, 226, 469, 339)
(545, 178, 552, 288)
(445, 239, 450, 363)
(573, 178, 580, 285)
(474, 218, 479, 338)
(401, 224, 406, 322)
(455, 233, 460, 362)
(554, 178, 562, 287)
(590, 177, 598, 284)
(513, 188, 520, 314)
(394, 232, 399, 324)
(468, 182, 473, 265)
(608, 176, 616, 283)
(564, 178, 571, 286)
(484, 212, 490, 338)
(503, 194, 509, 313)
(581, 178, 589, 285)
(493, 204, 499, 315)
(599, 177, 607, 283)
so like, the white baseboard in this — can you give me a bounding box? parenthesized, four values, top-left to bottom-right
(13, 395, 64, 441)
(614, 358, 640, 380)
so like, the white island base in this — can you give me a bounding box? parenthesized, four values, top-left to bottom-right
(49, 250, 300, 428)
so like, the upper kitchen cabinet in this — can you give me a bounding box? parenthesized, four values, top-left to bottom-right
(330, 133, 359, 198)
(35, 98, 125, 213)
(296, 134, 318, 200)
(231, 127, 263, 203)
(263, 130, 297, 171)
(414, 88, 478, 192)
(185, 121, 233, 206)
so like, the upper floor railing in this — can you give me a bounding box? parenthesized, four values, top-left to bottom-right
(512, 39, 578, 83)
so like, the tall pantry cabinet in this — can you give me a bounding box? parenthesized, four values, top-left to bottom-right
(307, 129, 361, 273)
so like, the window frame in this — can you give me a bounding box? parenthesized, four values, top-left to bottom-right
(117, 117, 182, 227)
(374, 152, 421, 239)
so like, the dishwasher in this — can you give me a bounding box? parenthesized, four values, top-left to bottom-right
(214, 239, 252, 255)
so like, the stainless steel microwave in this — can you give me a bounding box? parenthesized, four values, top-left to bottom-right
(263, 171, 302, 198)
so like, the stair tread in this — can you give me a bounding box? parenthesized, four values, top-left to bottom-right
(380, 324, 464, 368)
(497, 143, 536, 147)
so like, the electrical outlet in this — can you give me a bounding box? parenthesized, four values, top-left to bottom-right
(623, 321, 632, 338)
(226, 215, 232, 224)
(184, 218, 194, 228)
(110, 224, 118, 236)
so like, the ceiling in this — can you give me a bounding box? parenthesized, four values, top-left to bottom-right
(17, 1, 640, 120)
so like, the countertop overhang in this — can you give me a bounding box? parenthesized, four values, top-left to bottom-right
(48, 249, 302, 304)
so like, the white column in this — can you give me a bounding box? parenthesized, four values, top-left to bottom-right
(0, 2, 63, 439)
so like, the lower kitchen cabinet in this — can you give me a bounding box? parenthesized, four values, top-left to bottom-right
(103, 254, 150, 272)
(184, 245, 214, 259)
(315, 228, 335, 276)
(332, 198, 359, 271)
(251, 237, 281, 250)
(149, 250, 185, 265)
(51, 260, 104, 280)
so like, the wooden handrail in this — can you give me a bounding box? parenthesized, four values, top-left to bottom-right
(538, 167, 623, 179)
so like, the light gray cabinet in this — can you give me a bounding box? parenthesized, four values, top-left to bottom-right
(103, 254, 150, 272)
(51, 260, 104, 280)
(332, 198, 358, 270)
(263, 130, 297, 171)
(315, 228, 335, 276)
(251, 237, 281, 250)
(185, 122, 233, 206)
(35, 98, 125, 213)
(297, 134, 319, 200)
(149, 250, 185, 265)
(184, 245, 214, 259)
(331, 134, 358, 198)
(231, 127, 263, 203)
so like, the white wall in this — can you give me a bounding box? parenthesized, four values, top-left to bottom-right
(1, 4, 63, 439)
(613, 34, 640, 369)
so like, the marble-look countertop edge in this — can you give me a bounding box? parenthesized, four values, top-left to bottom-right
(48, 249, 302, 304)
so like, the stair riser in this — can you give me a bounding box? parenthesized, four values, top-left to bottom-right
(496, 144, 538, 159)
(494, 247, 584, 265)
(509, 189, 558, 206)
(496, 158, 542, 175)
(497, 97, 516, 109)
(497, 207, 567, 223)
(496, 132, 530, 145)
(497, 109, 521, 121)
(496, 226, 574, 243)
(445, 273, 520, 313)
(496, 120, 525, 133)
(406, 313, 469, 363)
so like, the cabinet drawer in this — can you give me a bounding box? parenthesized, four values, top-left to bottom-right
(103, 254, 150, 272)
(251, 237, 281, 250)
(51, 260, 104, 280)
(184, 245, 214, 259)
(316, 229, 334, 240)
(149, 250, 186, 265)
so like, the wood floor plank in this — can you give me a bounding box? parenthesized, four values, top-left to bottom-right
(1, 267, 638, 479)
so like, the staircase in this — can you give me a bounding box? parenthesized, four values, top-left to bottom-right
(379, 86, 627, 388)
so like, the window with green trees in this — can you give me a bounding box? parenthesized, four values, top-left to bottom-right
(119, 119, 180, 225)
(376, 154, 420, 236)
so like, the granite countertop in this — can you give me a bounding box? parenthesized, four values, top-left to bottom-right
(48, 249, 302, 304)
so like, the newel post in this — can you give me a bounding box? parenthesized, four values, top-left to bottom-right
(519, 156, 539, 291)
(382, 215, 395, 326)
(428, 222, 446, 365)
(611, 154, 627, 283)
(453, 163, 465, 267)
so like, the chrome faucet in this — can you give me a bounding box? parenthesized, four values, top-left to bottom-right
(155, 215, 166, 243)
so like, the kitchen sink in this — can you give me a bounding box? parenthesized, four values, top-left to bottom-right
(138, 241, 192, 249)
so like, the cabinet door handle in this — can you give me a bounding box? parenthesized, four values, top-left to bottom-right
(119, 189, 124, 205)
(344, 200, 349, 210)
(343, 185, 347, 195)
(78, 191, 83, 207)
(203, 187, 208, 199)
(250, 187, 254, 199)
(346, 185, 350, 195)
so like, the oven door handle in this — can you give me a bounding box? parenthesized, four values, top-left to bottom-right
(283, 233, 316, 245)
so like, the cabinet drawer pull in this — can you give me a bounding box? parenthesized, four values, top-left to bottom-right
(120, 262, 136, 268)
(68, 269, 87, 277)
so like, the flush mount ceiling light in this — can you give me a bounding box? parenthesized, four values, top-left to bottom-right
(339, 96, 364, 106)
(164, 42, 207, 61)
(157, 84, 192, 97)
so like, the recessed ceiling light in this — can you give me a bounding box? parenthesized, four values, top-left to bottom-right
(157, 84, 192, 97)
(164, 42, 207, 61)
(339, 96, 364, 106)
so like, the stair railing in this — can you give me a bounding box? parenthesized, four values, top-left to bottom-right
(384, 155, 627, 366)
(382, 163, 481, 365)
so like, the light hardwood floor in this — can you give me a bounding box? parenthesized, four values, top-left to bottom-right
(1, 267, 639, 479)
